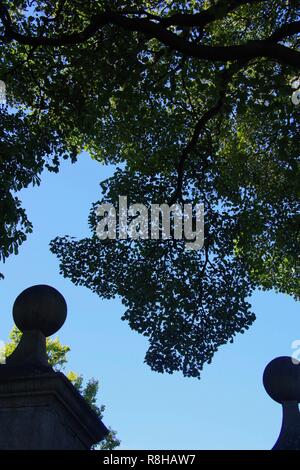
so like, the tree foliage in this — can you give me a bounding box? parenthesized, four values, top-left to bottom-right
(0, 1, 299, 377)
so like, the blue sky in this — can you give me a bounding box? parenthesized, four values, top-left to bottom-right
(0, 153, 299, 450)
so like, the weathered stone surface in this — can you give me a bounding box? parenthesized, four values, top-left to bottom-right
(0, 365, 108, 450)
(13, 285, 67, 337)
(0, 285, 109, 450)
(264, 356, 300, 450)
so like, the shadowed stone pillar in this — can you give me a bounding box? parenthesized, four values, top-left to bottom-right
(263, 356, 300, 450)
(0, 285, 108, 450)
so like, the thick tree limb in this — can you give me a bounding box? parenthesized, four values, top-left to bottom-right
(160, 0, 266, 28)
(112, 16, 300, 67)
(269, 20, 300, 42)
(0, 6, 299, 68)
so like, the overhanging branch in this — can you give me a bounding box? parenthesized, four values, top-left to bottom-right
(160, 0, 266, 28)
(171, 60, 250, 203)
(0, 5, 299, 68)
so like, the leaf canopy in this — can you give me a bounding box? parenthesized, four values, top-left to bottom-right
(0, 0, 299, 376)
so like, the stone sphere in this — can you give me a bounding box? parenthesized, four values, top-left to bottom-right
(263, 356, 300, 403)
(13, 285, 67, 337)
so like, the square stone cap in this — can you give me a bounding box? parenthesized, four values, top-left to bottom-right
(0, 363, 109, 444)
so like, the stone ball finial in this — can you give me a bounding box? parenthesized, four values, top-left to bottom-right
(13, 285, 67, 337)
(263, 356, 300, 404)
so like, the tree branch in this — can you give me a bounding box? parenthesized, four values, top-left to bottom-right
(171, 60, 249, 203)
(111, 16, 300, 68)
(0, 6, 299, 68)
(160, 0, 265, 28)
(269, 20, 300, 42)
